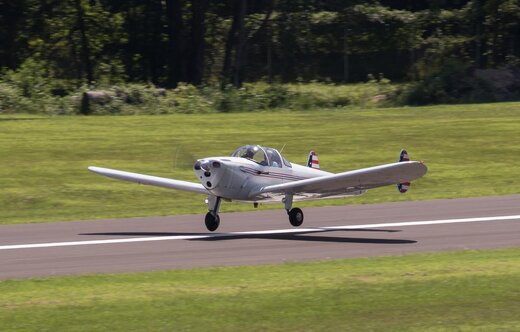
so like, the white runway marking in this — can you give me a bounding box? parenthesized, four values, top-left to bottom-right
(1, 214, 520, 251)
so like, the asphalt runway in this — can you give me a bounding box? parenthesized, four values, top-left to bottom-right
(1, 195, 520, 280)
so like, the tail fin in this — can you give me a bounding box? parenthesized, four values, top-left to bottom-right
(397, 149, 410, 193)
(306, 151, 320, 170)
(398, 149, 409, 162)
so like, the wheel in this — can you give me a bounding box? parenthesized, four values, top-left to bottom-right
(205, 212, 220, 231)
(288, 208, 304, 227)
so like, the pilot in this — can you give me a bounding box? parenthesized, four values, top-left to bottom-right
(242, 146, 258, 159)
(243, 146, 256, 159)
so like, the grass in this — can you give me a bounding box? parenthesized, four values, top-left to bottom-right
(1, 102, 520, 224)
(1, 103, 519, 331)
(1, 248, 519, 331)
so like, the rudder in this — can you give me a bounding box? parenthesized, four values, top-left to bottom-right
(307, 151, 320, 170)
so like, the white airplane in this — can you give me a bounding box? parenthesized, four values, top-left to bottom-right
(88, 145, 427, 231)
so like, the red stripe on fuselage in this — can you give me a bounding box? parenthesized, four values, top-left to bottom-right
(241, 167, 308, 181)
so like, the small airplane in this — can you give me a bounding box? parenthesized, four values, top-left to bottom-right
(88, 145, 427, 231)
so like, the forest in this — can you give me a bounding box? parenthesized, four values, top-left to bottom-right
(1, 0, 520, 114)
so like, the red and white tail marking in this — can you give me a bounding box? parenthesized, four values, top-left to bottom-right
(399, 149, 409, 162)
(397, 149, 410, 193)
(307, 151, 320, 170)
(398, 182, 411, 193)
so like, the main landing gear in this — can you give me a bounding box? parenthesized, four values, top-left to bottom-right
(205, 195, 221, 231)
(204, 194, 304, 231)
(288, 208, 304, 227)
(284, 194, 304, 227)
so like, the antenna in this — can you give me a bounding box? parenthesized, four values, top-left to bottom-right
(279, 143, 287, 154)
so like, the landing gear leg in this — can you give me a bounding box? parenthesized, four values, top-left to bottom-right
(284, 194, 304, 227)
(205, 195, 221, 231)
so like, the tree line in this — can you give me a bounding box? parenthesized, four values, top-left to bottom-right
(1, 0, 519, 90)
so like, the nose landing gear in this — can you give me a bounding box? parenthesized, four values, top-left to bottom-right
(205, 195, 222, 231)
(205, 212, 220, 231)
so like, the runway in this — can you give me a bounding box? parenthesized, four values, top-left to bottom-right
(1, 195, 520, 279)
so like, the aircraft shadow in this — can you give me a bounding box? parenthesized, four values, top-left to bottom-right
(80, 228, 415, 245)
(80, 232, 203, 237)
(194, 230, 415, 244)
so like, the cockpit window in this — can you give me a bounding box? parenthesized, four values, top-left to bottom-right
(232, 145, 269, 166)
(232, 145, 287, 167)
(265, 148, 282, 168)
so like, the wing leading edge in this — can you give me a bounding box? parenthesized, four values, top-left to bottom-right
(255, 161, 427, 197)
(88, 166, 208, 195)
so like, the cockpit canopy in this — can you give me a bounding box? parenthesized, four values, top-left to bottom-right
(231, 145, 291, 168)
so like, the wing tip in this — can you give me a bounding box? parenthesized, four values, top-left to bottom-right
(88, 166, 109, 174)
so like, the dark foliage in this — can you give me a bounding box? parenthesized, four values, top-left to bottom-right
(1, 0, 520, 109)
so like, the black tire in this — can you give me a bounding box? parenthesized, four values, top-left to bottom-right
(288, 208, 304, 227)
(205, 212, 220, 232)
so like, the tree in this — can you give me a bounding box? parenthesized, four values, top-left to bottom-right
(166, 0, 184, 87)
(74, 0, 94, 85)
(220, 0, 273, 88)
(187, 0, 209, 85)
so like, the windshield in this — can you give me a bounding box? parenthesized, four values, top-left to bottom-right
(264, 147, 282, 168)
(232, 145, 269, 165)
(232, 145, 288, 167)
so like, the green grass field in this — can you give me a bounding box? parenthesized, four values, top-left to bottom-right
(1, 102, 520, 224)
(1, 248, 519, 331)
(1, 103, 520, 331)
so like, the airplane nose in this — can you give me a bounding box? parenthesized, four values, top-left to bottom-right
(194, 160, 211, 172)
(194, 160, 221, 173)
(193, 159, 235, 197)
(193, 159, 227, 191)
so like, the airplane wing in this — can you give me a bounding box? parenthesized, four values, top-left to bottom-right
(255, 161, 427, 197)
(88, 166, 208, 195)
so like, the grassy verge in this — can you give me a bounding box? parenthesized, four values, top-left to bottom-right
(1, 248, 519, 331)
(1, 102, 520, 224)
(0, 81, 402, 115)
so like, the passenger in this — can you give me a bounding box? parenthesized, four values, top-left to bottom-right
(266, 149, 280, 167)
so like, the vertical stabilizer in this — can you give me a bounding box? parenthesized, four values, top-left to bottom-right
(306, 151, 320, 169)
(397, 149, 410, 193)
(398, 149, 409, 162)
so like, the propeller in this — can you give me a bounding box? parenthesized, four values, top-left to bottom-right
(172, 145, 199, 171)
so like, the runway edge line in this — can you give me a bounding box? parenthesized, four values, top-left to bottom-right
(1, 214, 520, 250)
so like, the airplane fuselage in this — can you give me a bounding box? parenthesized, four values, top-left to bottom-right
(194, 157, 330, 202)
